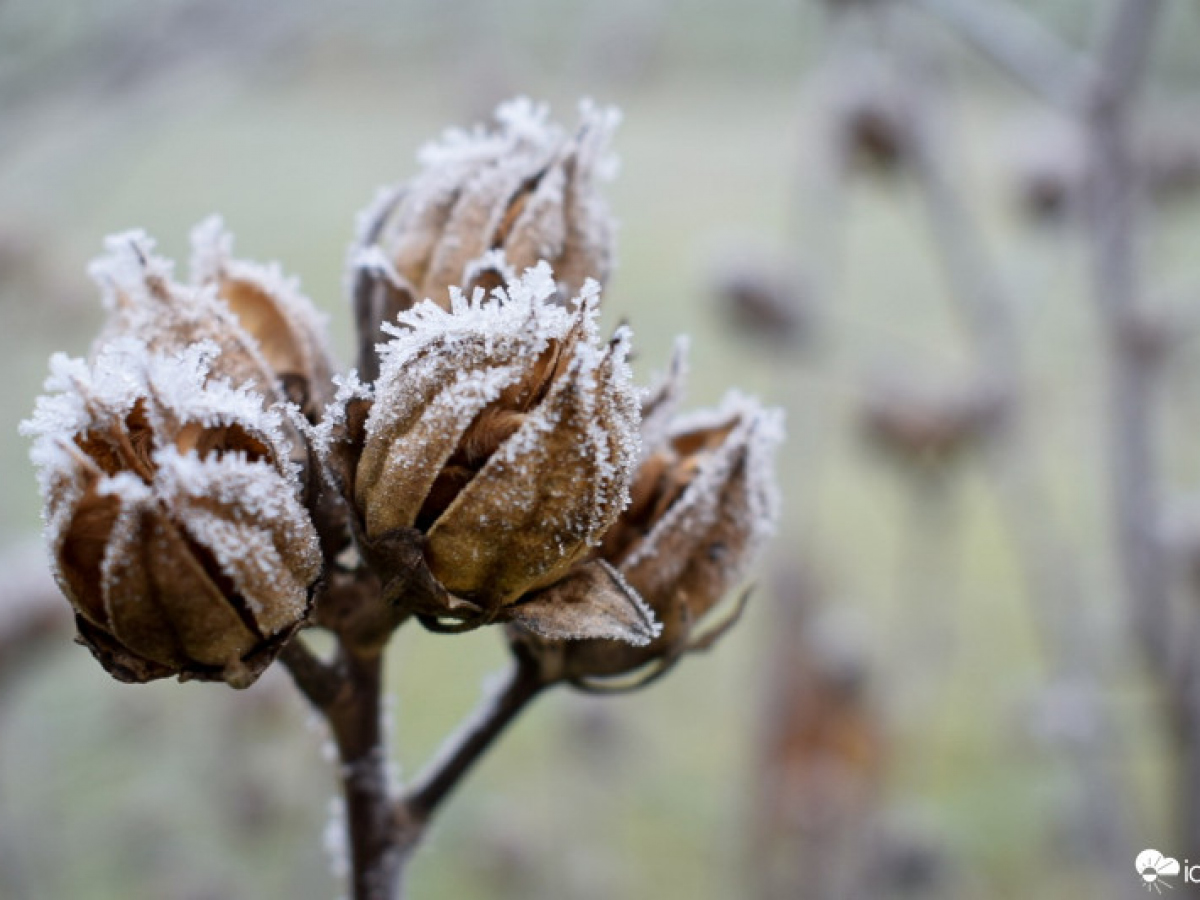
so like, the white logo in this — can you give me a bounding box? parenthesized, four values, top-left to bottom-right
(1137, 849, 1180, 892)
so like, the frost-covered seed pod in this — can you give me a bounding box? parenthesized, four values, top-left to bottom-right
(327, 261, 655, 644)
(514, 353, 783, 684)
(350, 98, 619, 380)
(91, 225, 336, 421)
(189, 216, 337, 420)
(22, 340, 321, 687)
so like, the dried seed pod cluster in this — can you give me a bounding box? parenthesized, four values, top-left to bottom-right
(24, 337, 321, 687)
(25, 98, 781, 697)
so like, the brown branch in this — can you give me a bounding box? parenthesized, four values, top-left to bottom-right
(278, 636, 345, 711)
(326, 645, 405, 900)
(400, 654, 547, 828)
(281, 570, 408, 900)
(904, 0, 1093, 110)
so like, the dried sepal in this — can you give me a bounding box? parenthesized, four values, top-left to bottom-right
(348, 98, 619, 379)
(423, 322, 637, 605)
(22, 339, 321, 687)
(508, 560, 658, 645)
(189, 216, 337, 419)
(637, 336, 688, 461)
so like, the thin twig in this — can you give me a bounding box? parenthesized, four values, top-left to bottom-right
(401, 654, 546, 826)
(278, 636, 345, 711)
(905, 0, 1093, 110)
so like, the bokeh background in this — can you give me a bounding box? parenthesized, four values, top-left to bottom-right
(2, 1, 1200, 898)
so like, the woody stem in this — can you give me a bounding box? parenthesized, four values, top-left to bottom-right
(330, 644, 405, 900)
(281, 636, 406, 900)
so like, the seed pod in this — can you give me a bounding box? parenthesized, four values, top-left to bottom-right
(323, 261, 654, 644)
(349, 97, 619, 380)
(91, 226, 336, 421)
(190, 216, 336, 420)
(23, 340, 322, 687)
(512, 373, 783, 688)
(858, 371, 1007, 468)
(90, 231, 282, 403)
(823, 59, 925, 176)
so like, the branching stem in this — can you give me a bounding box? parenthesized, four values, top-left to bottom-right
(400, 653, 547, 828)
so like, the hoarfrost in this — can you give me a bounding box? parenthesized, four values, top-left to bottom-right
(324, 796, 349, 880)
(639, 336, 689, 459)
(623, 393, 784, 586)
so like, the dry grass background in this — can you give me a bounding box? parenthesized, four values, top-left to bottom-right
(2, 1, 1200, 897)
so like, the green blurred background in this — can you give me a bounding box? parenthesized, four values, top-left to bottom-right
(2, 1, 1200, 898)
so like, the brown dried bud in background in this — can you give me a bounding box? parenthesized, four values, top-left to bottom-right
(23, 336, 321, 687)
(189, 216, 336, 420)
(858, 370, 1008, 469)
(349, 98, 619, 380)
(712, 252, 813, 349)
(321, 262, 655, 644)
(511, 347, 783, 687)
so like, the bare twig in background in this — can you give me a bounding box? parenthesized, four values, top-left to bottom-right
(751, 566, 885, 900)
(905, 0, 1093, 110)
(1073, 0, 1200, 862)
(908, 81, 1135, 889)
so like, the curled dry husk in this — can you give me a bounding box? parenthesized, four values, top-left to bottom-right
(22, 229, 329, 687)
(510, 342, 784, 689)
(318, 260, 658, 646)
(349, 97, 619, 380)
